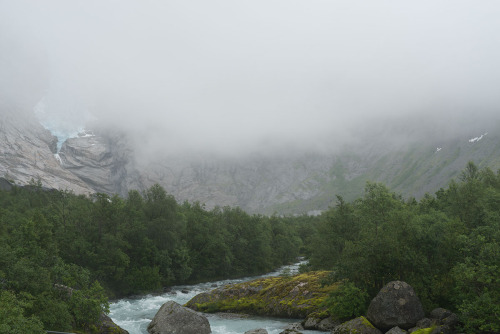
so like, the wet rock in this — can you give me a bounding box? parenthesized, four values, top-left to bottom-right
(245, 329, 268, 334)
(279, 330, 302, 334)
(302, 316, 320, 329)
(283, 323, 303, 331)
(147, 301, 210, 334)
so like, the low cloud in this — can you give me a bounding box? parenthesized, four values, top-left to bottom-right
(1, 0, 500, 157)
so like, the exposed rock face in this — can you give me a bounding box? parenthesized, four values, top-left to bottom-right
(0, 112, 94, 195)
(59, 134, 117, 194)
(147, 301, 211, 334)
(331, 316, 383, 334)
(366, 281, 425, 331)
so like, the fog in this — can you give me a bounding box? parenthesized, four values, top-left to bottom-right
(1, 0, 500, 157)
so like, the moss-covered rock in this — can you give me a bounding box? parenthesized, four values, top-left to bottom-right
(331, 316, 383, 334)
(185, 271, 337, 319)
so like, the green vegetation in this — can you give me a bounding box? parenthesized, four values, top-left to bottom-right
(322, 280, 369, 320)
(186, 271, 337, 318)
(1, 161, 498, 333)
(0, 182, 303, 332)
(306, 162, 500, 333)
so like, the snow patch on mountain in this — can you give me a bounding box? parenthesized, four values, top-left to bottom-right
(469, 132, 488, 143)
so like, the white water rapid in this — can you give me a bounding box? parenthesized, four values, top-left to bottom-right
(109, 260, 322, 334)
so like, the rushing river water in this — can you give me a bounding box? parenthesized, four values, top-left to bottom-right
(109, 260, 322, 334)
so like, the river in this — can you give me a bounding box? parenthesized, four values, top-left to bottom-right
(109, 260, 323, 334)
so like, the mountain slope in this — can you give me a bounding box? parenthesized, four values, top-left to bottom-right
(1, 111, 499, 215)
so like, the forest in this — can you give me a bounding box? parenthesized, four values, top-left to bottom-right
(306, 162, 500, 333)
(0, 162, 499, 333)
(0, 179, 304, 332)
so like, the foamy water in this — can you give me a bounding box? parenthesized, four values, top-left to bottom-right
(109, 260, 321, 334)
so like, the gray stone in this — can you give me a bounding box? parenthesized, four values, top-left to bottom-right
(366, 281, 425, 330)
(430, 308, 453, 321)
(302, 316, 320, 329)
(279, 330, 302, 334)
(442, 313, 459, 327)
(147, 301, 211, 334)
(331, 317, 383, 334)
(416, 318, 432, 328)
(317, 317, 340, 330)
(284, 323, 304, 331)
(245, 330, 268, 334)
(385, 326, 407, 334)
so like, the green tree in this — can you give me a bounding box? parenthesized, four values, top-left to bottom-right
(0, 290, 44, 334)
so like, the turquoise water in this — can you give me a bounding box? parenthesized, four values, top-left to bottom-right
(109, 261, 322, 334)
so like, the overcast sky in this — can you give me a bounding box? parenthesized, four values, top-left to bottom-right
(1, 0, 500, 156)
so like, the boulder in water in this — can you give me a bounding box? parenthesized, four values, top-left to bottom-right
(366, 281, 424, 330)
(147, 301, 211, 334)
(244, 329, 268, 334)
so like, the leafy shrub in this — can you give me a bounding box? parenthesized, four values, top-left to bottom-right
(323, 280, 368, 320)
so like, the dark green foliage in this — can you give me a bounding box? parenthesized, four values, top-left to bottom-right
(323, 280, 368, 320)
(0, 182, 305, 331)
(307, 162, 500, 333)
(69, 281, 109, 331)
(0, 290, 44, 334)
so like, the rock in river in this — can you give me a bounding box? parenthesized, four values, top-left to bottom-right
(147, 301, 211, 334)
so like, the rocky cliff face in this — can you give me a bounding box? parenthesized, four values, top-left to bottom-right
(58, 130, 135, 195)
(2, 110, 500, 215)
(0, 111, 94, 195)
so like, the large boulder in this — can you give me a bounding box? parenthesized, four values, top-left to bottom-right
(331, 316, 383, 334)
(147, 301, 211, 334)
(366, 281, 424, 331)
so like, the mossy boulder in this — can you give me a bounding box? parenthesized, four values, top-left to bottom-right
(185, 271, 337, 319)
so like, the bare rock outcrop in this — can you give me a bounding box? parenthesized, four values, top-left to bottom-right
(0, 112, 94, 195)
